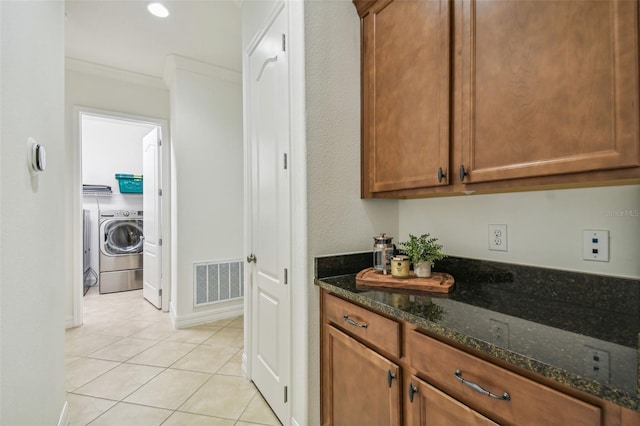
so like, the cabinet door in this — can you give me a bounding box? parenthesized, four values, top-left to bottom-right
(406, 375, 498, 426)
(322, 324, 401, 426)
(362, 0, 451, 195)
(459, 0, 640, 183)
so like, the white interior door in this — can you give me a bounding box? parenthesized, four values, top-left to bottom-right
(143, 128, 162, 309)
(248, 7, 291, 424)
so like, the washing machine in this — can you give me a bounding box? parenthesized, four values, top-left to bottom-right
(98, 210, 144, 294)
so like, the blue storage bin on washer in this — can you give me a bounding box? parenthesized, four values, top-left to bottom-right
(115, 173, 143, 194)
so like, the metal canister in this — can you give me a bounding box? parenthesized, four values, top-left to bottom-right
(391, 255, 410, 278)
(373, 233, 394, 275)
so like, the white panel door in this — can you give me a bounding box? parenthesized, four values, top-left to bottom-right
(143, 128, 161, 309)
(248, 7, 290, 424)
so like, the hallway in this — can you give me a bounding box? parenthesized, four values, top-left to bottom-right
(65, 287, 279, 425)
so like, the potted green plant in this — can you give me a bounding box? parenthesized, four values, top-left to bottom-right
(399, 233, 446, 278)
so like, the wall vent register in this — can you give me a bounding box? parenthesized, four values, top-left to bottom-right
(193, 260, 244, 306)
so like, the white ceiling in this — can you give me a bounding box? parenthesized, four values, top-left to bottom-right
(65, 0, 242, 79)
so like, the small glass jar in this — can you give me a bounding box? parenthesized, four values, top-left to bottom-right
(391, 255, 410, 278)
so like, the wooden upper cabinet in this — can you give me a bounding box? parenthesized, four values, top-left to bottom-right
(360, 0, 451, 196)
(459, 0, 640, 184)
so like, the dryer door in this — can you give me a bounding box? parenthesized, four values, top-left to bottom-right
(100, 219, 144, 255)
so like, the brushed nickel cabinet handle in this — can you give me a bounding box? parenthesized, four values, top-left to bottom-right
(246, 253, 257, 263)
(455, 369, 510, 401)
(343, 314, 368, 328)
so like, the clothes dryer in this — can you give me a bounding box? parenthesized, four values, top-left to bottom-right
(98, 210, 143, 293)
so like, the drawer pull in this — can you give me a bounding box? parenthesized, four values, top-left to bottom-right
(343, 314, 368, 328)
(408, 383, 418, 403)
(455, 369, 510, 401)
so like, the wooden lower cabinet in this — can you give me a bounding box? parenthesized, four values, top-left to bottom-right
(407, 331, 602, 426)
(322, 325, 401, 426)
(406, 375, 498, 426)
(321, 290, 640, 425)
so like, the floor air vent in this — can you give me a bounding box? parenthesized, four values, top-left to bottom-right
(194, 260, 244, 306)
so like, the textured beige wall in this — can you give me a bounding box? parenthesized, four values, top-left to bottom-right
(305, 1, 399, 424)
(400, 185, 640, 279)
(1, 1, 67, 422)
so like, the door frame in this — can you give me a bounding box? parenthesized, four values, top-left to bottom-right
(242, 1, 308, 424)
(71, 106, 171, 327)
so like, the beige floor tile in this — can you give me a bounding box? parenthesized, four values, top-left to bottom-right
(130, 321, 177, 341)
(134, 308, 167, 322)
(171, 344, 238, 374)
(202, 318, 235, 328)
(87, 337, 158, 362)
(74, 363, 163, 401)
(66, 357, 120, 391)
(227, 316, 244, 329)
(66, 393, 116, 426)
(164, 326, 220, 344)
(239, 394, 281, 425)
(202, 328, 243, 349)
(124, 368, 211, 410)
(163, 411, 234, 426)
(235, 422, 273, 426)
(66, 290, 278, 425)
(89, 402, 172, 426)
(179, 375, 256, 420)
(198, 323, 228, 332)
(95, 319, 158, 338)
(127, 341, 197, 367)
(66, 333, 122, 357)
(66, 317, 116, 336)
(216, 350, 244, 377)
(66, 355, 82, 365)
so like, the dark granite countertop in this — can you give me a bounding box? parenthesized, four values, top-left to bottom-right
(315, 252, 640, 412)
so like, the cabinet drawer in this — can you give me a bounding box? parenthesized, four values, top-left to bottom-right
(408, 331, 601, 426)
(323, 292, 401, 358)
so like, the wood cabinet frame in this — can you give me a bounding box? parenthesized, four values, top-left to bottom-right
(320, 289, 640, 425)
(355, 0, 640, 199)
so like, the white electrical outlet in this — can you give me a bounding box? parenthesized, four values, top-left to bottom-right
(488, 224, 508, 252)
(583, 230, 609, 262)
(583, 345, 610, 383)
(489, 319, 509, 347)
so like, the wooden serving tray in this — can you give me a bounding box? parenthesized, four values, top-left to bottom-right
(355, 267, 455, 294)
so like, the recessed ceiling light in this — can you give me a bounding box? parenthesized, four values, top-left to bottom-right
(147, 2, 169, 18)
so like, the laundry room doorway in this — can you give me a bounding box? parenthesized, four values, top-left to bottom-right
(73, 108, 170, 327)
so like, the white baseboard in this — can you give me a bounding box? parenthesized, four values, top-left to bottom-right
(65, 315, 75, 330)
(171, 299, 243, 329)
(290, 417, 301, 426)
(57, 401, 70, 426)
(242, 351, 248, 378)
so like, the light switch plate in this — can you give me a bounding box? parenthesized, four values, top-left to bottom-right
(583, 230, 609, 262)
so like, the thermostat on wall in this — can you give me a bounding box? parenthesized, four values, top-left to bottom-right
(28, 137, 46, 174)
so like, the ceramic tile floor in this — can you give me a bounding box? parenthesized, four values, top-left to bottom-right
(65, 286, 281, 426)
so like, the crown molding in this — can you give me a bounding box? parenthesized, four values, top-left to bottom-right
(163, 54, 241, 86)
(65, 57, 167, 90)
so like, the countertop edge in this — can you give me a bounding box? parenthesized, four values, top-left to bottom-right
(315, 277, 640, 412)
